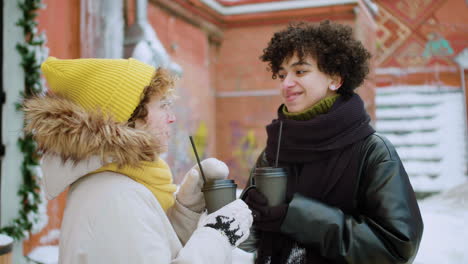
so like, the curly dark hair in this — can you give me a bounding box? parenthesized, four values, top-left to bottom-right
(260, 20, 371, 98)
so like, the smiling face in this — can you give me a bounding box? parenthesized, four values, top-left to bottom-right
(277, 53, 342, 113)
(135, 95, 176, 153)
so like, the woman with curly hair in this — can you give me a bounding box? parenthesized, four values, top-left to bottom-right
(23, 57, 253, 263)
(242, 20, 423, 264)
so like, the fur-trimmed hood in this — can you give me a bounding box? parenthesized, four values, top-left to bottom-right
(24, 94, 159, 166)
(24, 95, 161, 199)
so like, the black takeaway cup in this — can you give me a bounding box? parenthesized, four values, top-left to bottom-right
(202, 179, 237, 213)
(254, 167, 288, 206)
(238, 167, 288, 253)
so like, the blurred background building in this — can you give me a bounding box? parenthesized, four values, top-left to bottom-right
(1, 0, 467, 263)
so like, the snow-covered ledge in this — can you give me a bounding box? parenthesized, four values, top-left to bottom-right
(454, 48, 468, 69)
(27, 246, 58, 264)
(0, 234, 13, 251)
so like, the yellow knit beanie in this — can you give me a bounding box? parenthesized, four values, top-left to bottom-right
(41, 57, 155, 122)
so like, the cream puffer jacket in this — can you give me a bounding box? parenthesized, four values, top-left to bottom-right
(24, 95, 240, 263)
(42, 156, 234, 264)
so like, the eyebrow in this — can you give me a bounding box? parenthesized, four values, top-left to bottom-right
(279, 61, 311, 70)
(292, 61, 311, 67)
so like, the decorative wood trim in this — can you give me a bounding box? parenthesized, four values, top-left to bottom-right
(221, 5, 356, 28)
(202, 0, 358, 14)
(153, 0, 358, 29)
(215, 0, 289, 7)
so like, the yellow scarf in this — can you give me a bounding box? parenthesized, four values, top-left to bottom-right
(93, 158, 176, 211)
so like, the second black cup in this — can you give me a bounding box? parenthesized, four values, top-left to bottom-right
(254, 167, 288, 206)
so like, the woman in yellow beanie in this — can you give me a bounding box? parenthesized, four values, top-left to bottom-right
(23, 57, 252, 264)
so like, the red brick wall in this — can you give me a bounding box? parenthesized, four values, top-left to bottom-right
(37, 0, 80, 59)
(143, 3, 217, 181)
(215, 24, 282, 187)
(354, 1, 377, 120)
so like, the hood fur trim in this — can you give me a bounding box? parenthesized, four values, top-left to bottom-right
(24, 95, 158, 167)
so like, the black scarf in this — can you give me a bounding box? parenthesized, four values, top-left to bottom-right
(258, 94, 375, 264)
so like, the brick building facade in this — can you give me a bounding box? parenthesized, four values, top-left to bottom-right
(2, 0, 467, 260)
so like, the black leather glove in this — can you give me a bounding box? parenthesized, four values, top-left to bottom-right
(244, 187, 288, 233)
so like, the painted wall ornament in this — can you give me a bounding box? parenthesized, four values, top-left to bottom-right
(423, 32, 454, 58)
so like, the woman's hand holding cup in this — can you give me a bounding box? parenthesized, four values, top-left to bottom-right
(176, 158, 229, 213)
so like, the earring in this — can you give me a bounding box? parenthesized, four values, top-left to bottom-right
(330, 85, 337, 91)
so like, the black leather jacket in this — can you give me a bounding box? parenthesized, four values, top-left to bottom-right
(244, 133, 424, 263)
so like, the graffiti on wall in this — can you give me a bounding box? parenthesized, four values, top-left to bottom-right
(167, 119, 209, 183)
(165, 85, 210, 183)
(228, 121, 263, 186)
(191, 121, 208, 160)
(233, 129, 259, 168)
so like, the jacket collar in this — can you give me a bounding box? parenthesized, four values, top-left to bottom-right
(40, 155, 102, 199)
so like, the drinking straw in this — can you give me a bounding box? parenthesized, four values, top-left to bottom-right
(275, 121, 283, 168)
(189, 136, 207, 183)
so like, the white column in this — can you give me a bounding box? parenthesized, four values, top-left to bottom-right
(80, 0, 124, 58)
(1, 0, 26, 262)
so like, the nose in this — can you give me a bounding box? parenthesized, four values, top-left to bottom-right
(167, 112, 176, 124)
(281, 73, 295, 90)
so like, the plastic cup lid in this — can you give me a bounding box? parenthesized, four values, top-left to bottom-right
(202, 179, 237, 190)
(254, 167, 287, 175)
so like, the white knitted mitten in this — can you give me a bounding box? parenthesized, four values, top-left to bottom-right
(198, 199, 253, 248)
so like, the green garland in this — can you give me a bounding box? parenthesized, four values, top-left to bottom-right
(0, 0, 46, 240)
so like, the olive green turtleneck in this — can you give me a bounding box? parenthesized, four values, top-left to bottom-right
(282, 94, 340, 120)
